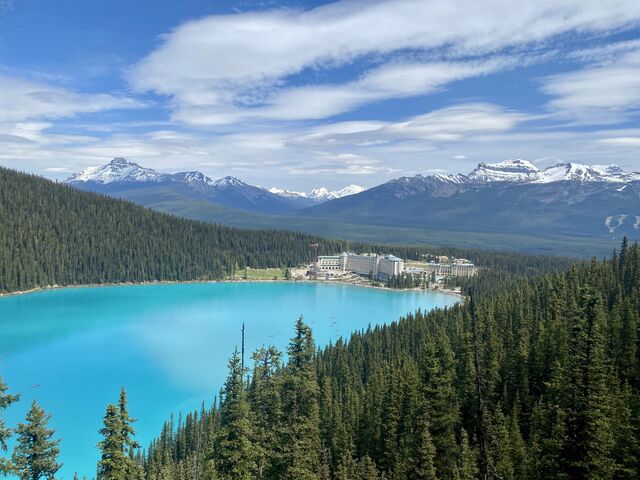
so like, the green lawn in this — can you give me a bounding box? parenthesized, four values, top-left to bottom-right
(231, 267, 287, 280)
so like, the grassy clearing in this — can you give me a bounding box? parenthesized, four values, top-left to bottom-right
(231, 267, 287, 281)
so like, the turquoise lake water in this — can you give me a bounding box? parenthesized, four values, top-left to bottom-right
(0, 282, 458, 477)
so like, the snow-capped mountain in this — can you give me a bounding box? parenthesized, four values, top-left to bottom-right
(533, 163, 640, 184)
(467, 159, 640, 184)
(67, 157, 166, 184)
(467, 159, 540, 183)
(170, 170, 217, 187)
(268, 184, 365, 203)
(268, 187, 308, 199)
(66, 158, 357, 214)
(305, 159, 640, 240)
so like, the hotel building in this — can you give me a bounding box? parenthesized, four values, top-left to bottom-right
(316, 252, 405, 280)
(424, 261, 476, 277)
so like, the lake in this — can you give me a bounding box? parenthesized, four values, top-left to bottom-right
(0, 281, 458, 477)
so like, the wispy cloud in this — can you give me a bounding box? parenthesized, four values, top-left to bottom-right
(129, 0, 640, 126)
(291, 103, 530, 147)
(0, 76, 144, 124)
(541, 40, 640, 124)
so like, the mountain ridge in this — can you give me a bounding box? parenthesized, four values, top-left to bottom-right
(304, 159, 640, 240)
(67, 158, 366, 213)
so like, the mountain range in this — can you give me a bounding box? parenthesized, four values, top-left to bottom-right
(67, 158, 365, 214)
(306, 159, 640, 237)
(65, 157, 640, 256)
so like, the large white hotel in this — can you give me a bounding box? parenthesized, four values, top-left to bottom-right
(316, 252, 404, 280)
(423, 261, 476, 277)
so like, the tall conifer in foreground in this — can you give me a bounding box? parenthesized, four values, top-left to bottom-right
(248, 346, 283, 479)
(98, 404, 127, 480)
(118, 389, 142, 480)
(12, 401, 61, 480)
(281, 317, 322, 480)
(216, 349, 255, 480)
(0, 376, 19, 475)
(98, 388, 140, 480)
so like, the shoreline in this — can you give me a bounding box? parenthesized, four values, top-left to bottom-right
(0, 277, 465, 300)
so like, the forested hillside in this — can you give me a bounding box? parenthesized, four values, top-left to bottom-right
(0, 167, 574, 294)
(136, 241, 640, 480)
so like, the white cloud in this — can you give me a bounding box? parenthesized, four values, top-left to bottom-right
(172, 57, 515, 124)
(129, 0, 640, 125)
(0, 76, 142, 124)
(541, 41, 640, 124)
(598, 136, 640, 146)
(291, 103, 529, 148)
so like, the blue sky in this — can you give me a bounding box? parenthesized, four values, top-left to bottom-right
(1, 0, 640, 190)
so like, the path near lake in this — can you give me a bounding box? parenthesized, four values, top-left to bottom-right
(0, 281, 458, 478)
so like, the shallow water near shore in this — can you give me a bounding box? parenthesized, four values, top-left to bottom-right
(0, 281, 458, 477)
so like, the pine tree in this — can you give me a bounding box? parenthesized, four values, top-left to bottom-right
(118, 388, 141, 480)
(420, 335, 459, 479)
(487, 406, 514, 480)
(0, 376, 19, 475)
(458, 429, 478, 480)
(281, 317, 322, 480)
(216, 348, 255, 479)
(563, 289, 615, 480)
(409, 409, 437, 480)
(98, 404, 128, 480)
(508, 400, 527, 480)
(354, 456, 380, 480)
(248, 346, 282, 479)
(12, 401, 61, 480)
(527, 362, 566, 480)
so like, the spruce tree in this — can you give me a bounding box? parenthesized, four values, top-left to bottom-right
(281, 317, 322, 480)
(98, 404, 127, 480)
(0, 376, 19, 475)
(248, 346, 282, 479)
(420, 335, 459, 479)
(97, 389, 140, 480)
(118, 388, 141, 480)
(12, 401, 61, 480)
(458, 429, 479, 480)
(216, 348, 255, 479)
(409, 409, 437, 480)
(563, 289, 615, 480)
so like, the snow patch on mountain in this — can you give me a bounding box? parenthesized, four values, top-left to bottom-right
(268, 187, 308, 199)
(467, 159, 540, 183)
(171, 171, 217, 187)
(269, 184, 366, 202)
(534, 163, 640, 184)
(606, 214, 629, 233)
(213, 176, 246, 188)
(466, 159, 640, 184)
(432, 159, 640, 185)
